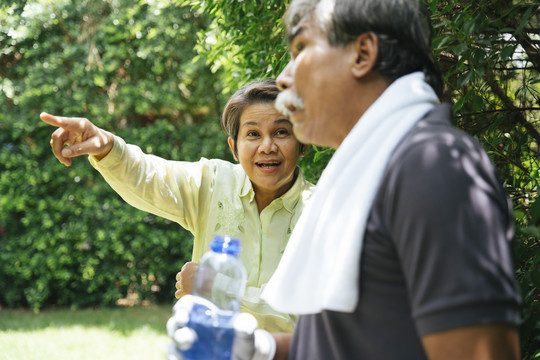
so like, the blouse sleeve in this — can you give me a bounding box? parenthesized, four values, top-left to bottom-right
(89, 135, 215, 233)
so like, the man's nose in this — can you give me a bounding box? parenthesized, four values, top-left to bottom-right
(277, 62, 293, 91)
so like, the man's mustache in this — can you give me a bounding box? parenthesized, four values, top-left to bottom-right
(275, 90, 304, 118)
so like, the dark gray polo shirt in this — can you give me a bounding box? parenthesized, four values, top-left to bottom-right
(288, 104, 521, 360)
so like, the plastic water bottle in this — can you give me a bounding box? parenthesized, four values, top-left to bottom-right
(182, 235, 247, 360)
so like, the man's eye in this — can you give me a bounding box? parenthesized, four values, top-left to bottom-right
(247, 131, 258, 137)
(294, 42, 304, 53)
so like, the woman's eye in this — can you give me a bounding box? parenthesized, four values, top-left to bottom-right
(247, 131, 258, 137)
(276, 129, 289, 136)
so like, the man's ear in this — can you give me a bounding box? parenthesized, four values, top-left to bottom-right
(227, 137, 239, 161)
(351, 32, 379, 79)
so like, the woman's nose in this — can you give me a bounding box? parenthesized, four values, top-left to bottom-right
(260, 136, 278, 153)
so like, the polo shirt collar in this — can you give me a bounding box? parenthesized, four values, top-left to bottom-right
(280, 167, 306, 213)
(238, 167, 306, 211)
(239, 172, 256, 203)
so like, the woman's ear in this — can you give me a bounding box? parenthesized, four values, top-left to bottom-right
(300, 144, 308, 157)
(227, 137, 239, 161)
(351, 32, 379, 79)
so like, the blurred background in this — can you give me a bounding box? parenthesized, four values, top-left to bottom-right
(0, 0, 538, 358)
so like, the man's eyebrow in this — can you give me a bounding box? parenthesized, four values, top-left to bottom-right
(288, 26, 304, 44)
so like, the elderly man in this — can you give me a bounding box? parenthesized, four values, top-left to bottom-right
(260, 0, 521, 359)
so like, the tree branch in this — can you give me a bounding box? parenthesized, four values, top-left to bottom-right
(485, 69, 540, 144)
(515, 31, 540, 72)
(457, 107, 540, 117)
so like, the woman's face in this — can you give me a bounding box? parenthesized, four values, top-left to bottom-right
(229, 102, 304, 199)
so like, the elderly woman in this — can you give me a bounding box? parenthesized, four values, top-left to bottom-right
(41, 79, 314, 333)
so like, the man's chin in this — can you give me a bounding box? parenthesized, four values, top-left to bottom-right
(293, 121, 330, 148)
(292, 122, 310, 144)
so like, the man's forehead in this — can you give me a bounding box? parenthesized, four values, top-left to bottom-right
(287, 13, 316, 43)
(286, 0, 335, 42)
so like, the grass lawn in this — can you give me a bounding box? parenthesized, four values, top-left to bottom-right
(0, 303, 175, 360)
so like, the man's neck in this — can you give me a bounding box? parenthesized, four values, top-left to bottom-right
(333, 73, 391, 149)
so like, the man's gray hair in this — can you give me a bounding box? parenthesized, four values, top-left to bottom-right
(284, 0, 443, 97)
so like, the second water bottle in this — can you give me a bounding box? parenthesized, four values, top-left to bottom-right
(182, 235, 247, 360)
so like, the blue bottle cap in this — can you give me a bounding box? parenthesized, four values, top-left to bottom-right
(210, 235, 242, 256)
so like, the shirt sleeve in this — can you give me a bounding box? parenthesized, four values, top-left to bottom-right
(89, 135, 214, 233)
(384, 130, 521, 336)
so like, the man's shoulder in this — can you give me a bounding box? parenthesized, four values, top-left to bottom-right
(393, 103, 486, 164)
(406, 103, 459, 141)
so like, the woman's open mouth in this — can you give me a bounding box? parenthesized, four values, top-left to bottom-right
(256, 161, 281, 169)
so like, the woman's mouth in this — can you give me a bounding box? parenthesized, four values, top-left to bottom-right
(256, 161, 281, 169)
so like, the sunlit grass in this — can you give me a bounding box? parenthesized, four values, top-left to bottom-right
(0, 303, 175, 360)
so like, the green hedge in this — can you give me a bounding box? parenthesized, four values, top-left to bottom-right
(0, 116, 235, 310)
(0, 0, 231, 310)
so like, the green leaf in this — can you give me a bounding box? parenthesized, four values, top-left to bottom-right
(515, 6, 533, 35)
(514, 210, 526, 222)
(457, 71, 472, 88)
(500, 45, 515, 60)
(530, 268, 540, 289)
(452, 43, 467, 55)
(520, 226, 540, 238)
(530, 200, 540, 224)
(433, 35, 452, 50)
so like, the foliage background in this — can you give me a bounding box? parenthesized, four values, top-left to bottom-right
(0, 0, 232, 310)
(0, 0, 538, 357)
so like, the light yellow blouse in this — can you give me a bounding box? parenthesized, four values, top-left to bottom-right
(89, 136, 314, 332)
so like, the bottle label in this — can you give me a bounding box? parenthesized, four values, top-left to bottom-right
(182, 296, 236, 360)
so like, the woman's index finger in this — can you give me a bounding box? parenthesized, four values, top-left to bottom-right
(41, 113, 88, 132)
(40, 112, 65, 127)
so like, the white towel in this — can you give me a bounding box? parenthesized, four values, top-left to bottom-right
(262, 72, 439, 314)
